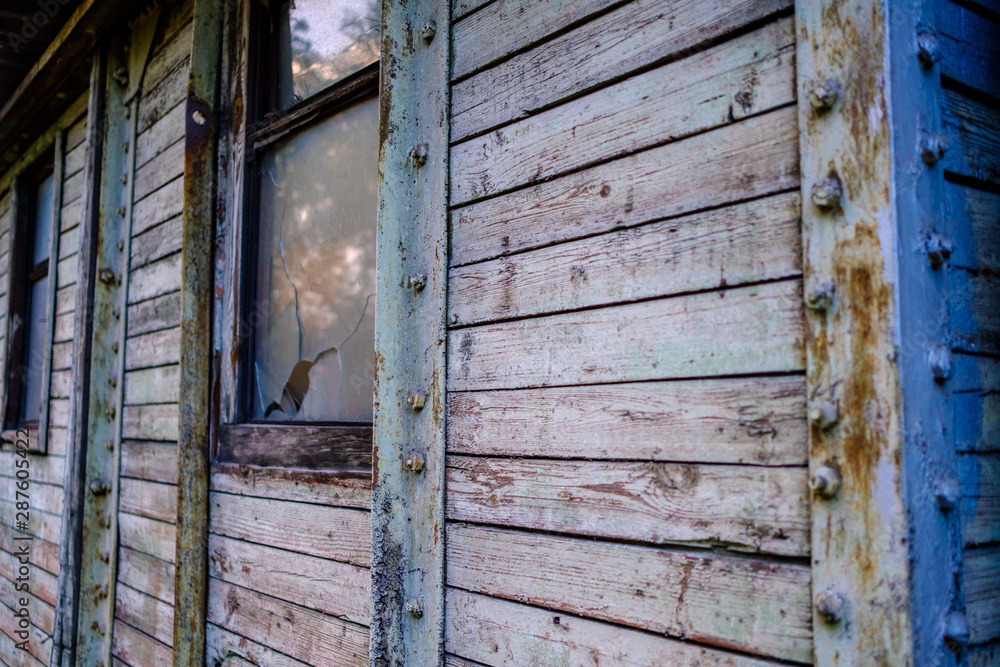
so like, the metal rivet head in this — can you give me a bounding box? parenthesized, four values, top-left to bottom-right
(928, 345, 953, 383)
(111, 343, 119, 354)
(105, 406, 116, 420)
(118, 207, 126, 217)
(926, 233, 954, 267)
(419, 20, 437, 43)
(807, 79, 840, 113)
(934, 475, 960, 511)
(811, 176, 843, 211)
(917, 33, 941, 68)
(410, 143, 429, 167)
(921, 135, 947, 166)
(944, 612, 970, 653)
(809, 400, 839, 430)
(407, 393, 426, 410)
(406, 274, 427, 291)
(405, 597, 424, 618)
(98, 550, 110, 563)
(113, 67, 128, 87)
(405, 453, 425, 473)
(89, 480, 111, 496)
(810, 465, 842, 500)
(120, 175, 128, 185)
(805, 281, 836, 312)
(106, 441, 115, 451)
(815, 589, 846, 624)
(99, 268, 118, 285)
(121, 142, 129, 154)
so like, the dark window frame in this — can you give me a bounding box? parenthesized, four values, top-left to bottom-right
(217, 0, 379, 470)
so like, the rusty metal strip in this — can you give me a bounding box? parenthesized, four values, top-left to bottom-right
(52, 51, 106, 667)
(172, 0, 223, 661)
(370, 0, 451, 663)
(796, 1, 915, 663)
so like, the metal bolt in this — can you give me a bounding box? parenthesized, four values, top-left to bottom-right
(405, 452, 425, 473)
(116, 241, 124, 252)
(405, 597, 424, 618)
(811, 176, 842, 211)
(120, 175, 128, 185)
(106, 406, 116, 420)
(934, 475, 960, 511)
(805, 281, 836, 312)
(117, 206, 126, 217)
(90, 480, 111, 496)
(106, 441, 115, 451)
(807, 79, 840, 113)
(98, 550, 110, 563)
(809, 400, 839, 430)
(926, 233, 953, 267)
(407, 274, 427, 292)
(99, 268, 118, 285)
(944, 612, 970, 653)
(113, 309, 121, 319)
(410, 143, 429, 167)
(122, 142, 129, 154)
(419, 20, 437, 43)
(921, 135, 947, 166)
(111, 342, 119, 354)
(113, 66, 128, 87)
(407, 392, 426, 410)
(108, 377, 117, 388)
(928, 345, 952, 382)
(810, 465, 842, 500)
(97, 584, 109, 599)
(917, 33, 940, 68)
(814, 589, 846, 624)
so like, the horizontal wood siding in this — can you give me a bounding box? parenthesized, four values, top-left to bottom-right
(445, 1, 809, 664)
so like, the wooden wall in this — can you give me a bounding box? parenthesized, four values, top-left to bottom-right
(0, 110, 87, 666)
(444, 0, 811, 664)
(110, 2, 193, 664)
(936, 1, 1000, 664)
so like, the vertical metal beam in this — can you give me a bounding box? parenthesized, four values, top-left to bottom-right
(371, 0, 450, 662)
(172, 0, 222, 661)
(796, 1, 914, 663)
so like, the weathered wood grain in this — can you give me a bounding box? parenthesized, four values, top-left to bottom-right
(447, 375, 807, 464)
(206, 623, 312, 667)
(58, 226, 80, 260)
(127, 293, 181, 336)
(446, 456, 809, 555)
(446, 589, 785, 666)
(0, 575, 55, 636)
(125, 327, 181, 371)
(49, 370, 71, 399)
(951, 269, 1000, 355)
(207, 578, 369, 665)
(119, 478, 178, 524)
(55, 254, 77, 289)
(0, 523, 59, 575)
(59, 200, 81, 233)
(60, 169, 83, 206)
(447, 524, 811, 661)
(122, 404, 179, 441)
(118, 513, 176, 563)
(450, 193, 802, 324)
(451, 106, 799, 267)
(121, 442, 178, 484)
(0, 543, 58, 605)
(969, 643, 1000, 667)
(115, 584, 174, 647)
(132, 140, 185, 204)
(119, 546, 176, 605)
(143, 20, 194, 97)
(965, 544, 1000, 644)
(136, 104, 185, 170)
(947, 184, 1000, 273)
(1, 476, 65, 519)
(133, 175, 183, 236)
(124, 365, 180, 405)
(63, 140, 87, 179)
(112, 619, 172, 667)
(53, 312, 74, 342)
(131, 215, 182, 269)
(210, 463, 372, 510)
(66, 115, 88, 151)
(138, 57, 190, 134)
(0, 598, 50, 664)
(961, 453, 1000, 546)
(55, 286, 74, 315)
(0, 451, 65, 487)
(452, 0, 498, 23)
(209, 492, 371, 566)
(938, 2, 1000, 100)
(216, 424, 373, 470)
(452, 19, 795, 203)
(942, 88, 1000, 185)
(208, 535, 370, 626)
(448, 279, 805, 391)
(451, 0, 792, 139)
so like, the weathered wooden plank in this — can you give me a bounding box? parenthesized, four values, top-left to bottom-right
(209, 463, 372, 510)
(66, 115, 88, 152)
(115, 584, 174, 647)
(0, 575, 55, 636)
(49, 370, 71, 399)
(53, 312, 74, 343)
(58, 226, 80, 260)
(135, 103, 185, 170)
(48, 399, 69, 429)
(446, 589, 784, 667)
(60, 169, 83, 207)
(127, 252, 181, 305)
(118, 513, 177, 564)
(207, 578, 369, 665)
(0, 523, 59, 576)
(59, 200, 81, 233)
(133, 175, 183, 236)
(209, 492, 371, 566)
(124, 365, 180, 405)
(0, 476, 65, 520)
(131, 215, 182, 269)
(121, 442, 178, 484)
(55, 254, 78, 289)
(947, 184, 1000, 273)
(0, 598, 50, 665)
(452, 19, 796, 203)
(127, 293, 181, 336)
(450, 193, 802, 324)
(111, 619, 171, 667)
(119, 546, 175, 606)
(447, 524, 811, 662)
(63, 140, 87, 179)
(55, 286, 75, 315)
(208, 535, 370, 626)
(138, 58, 190, 135)
(132, 141, 186, 210)
(961, 453, 1000, 546)
(938, 1, 1000, 100)
(122, 404, 179, 441)
(206, 623, 312, 667)
(446, 456, 809, 555)
(965, 544, 1000, 644)
(969, 643, 1000, 667)
(942, 88, 1000, 185)
(0, 452, 65, 488)
(951, 269, 1000, 355)
(451, 106, 799, 267)
(956, 390, 1000, 453)
(0, 545, 59, 605)
(451, 0, 792, 139)
(216, 424, 372, 470)
(449, 279, 805, 391)
(143, 21, 194, 99)
(125, 328, 181, 371)
(119, 478, 177, 524)
(452, 0, 497, 23)
(448, 375, 807, 465)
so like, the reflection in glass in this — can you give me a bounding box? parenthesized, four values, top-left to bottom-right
(252, 95, 378, 422)
(276, 0, 381, 108)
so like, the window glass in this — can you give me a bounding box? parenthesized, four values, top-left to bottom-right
(276, 0, 381, 108)
(32, 174, 52, 267)
(252, 95, 378, 422)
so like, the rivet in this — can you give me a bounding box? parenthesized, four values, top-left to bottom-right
(97, 584, 109, 599)
(99, 268, 118, 285)
(419, 20, 437, 43)
(106, 406, 116, 420)
(407, 393, 426, 410)
(814, 589, 846, 624)
(113, 309, 121, 319)
(809, 400, 839, 430)
(810, 465, 842, 500)
(121, 142, 129, 154)
(113, 66, 128, 87)
(407, 274, 427, 292)
(917, 33, 940, 68)
(120, 175, 128, 185)
(108, 377, 117, 388)
(807, 79, 840, 113)
(811, 176, 842, 211)
(805, 281, 836, 312)
(118, 207, 126, 217)
(934, 475, 960, 511)
(921, 135, 947, 166)
(106, 441, 115, 451)
(405, 597, 424, 618)
(926, 233, 953, 267)
(117, 241, 124, 252)
(410, 143, 429, 167)
(111, 343, 119, 354)
(944, 612, 970, 653)
(98, 550, 110, 563)
(928, 345, 952, 383)
(405, 452, 425, 473)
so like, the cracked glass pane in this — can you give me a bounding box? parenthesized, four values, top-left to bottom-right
(276, 0, 381, 109)
(252, 95, 378, 422)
